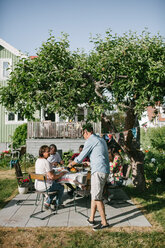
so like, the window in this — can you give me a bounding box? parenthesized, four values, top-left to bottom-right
(44, 111, 55, 122)
(18, 112, 24, 121)
(5, 111, 27, 124)
(3, 62, 10, 78)
(8, 112, 15, 121)
(77, 108, 84, 121)
(0, 59, 12, 79)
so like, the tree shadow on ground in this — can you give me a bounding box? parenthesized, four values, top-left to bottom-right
(124, 183, 165, 213)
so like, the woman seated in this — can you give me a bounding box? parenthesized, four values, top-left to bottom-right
(35, 145, 67, 209)
(103, 147, 123, 202)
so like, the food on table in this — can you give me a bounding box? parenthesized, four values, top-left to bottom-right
(70, 167, 77, 173)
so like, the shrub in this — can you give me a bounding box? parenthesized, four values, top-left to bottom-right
(0, 152, 11, 168)
(62, 150, 73, 166)
(19, 153, 36, 172)
(141, 127, 165, 182)
(144, 150, 165, 181)
(140, 127, 165, 151)
(12, 124, 27, 149)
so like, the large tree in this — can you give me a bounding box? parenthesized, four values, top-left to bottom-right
(0, 30, 164, 190)
(79, 30, 165, 190)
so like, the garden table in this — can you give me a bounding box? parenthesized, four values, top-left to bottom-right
(53, 168, 88, 185)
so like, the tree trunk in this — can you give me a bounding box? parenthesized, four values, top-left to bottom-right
(131, 157, 146, 190)
(122, 106, 146, 190)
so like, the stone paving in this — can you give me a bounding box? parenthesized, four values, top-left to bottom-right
(0, 188, 151, 228)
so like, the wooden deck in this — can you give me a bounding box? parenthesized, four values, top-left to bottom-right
(27, 121, 101, 139)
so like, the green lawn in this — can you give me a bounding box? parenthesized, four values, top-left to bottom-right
(0, 178, 18, 209)
(124, 183, 165, 229)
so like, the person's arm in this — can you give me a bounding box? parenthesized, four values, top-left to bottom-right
(47, 170, 67, 180)
(60, 160, 64, 165)
(68, 160, 77, 168)
(52, 162, 59, 167)
(68, 141, 92, 168)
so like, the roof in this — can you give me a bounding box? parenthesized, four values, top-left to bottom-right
(0, 38, 26, 58)
(30, 56, 38, 59)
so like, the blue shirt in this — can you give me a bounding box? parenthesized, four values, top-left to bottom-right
(74, 134, 110, 175)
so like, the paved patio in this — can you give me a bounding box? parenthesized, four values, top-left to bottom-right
(0, 188, 151, 228)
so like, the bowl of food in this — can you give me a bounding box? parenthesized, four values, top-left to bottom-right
(70, 167, 77, 173)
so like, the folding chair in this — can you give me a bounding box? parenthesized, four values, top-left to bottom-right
(73, 171, 91, 212)
(29, 173, 58, 220)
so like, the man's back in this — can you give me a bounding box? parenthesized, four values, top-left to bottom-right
(74, 134, 109, 175)
(87, 134, 109, 174)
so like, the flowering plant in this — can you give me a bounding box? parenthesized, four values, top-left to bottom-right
(151, 158, 156, 163)
(2, 150, 10, 153)
(0, 150, 11, 159)
(18, 178, 30, 187)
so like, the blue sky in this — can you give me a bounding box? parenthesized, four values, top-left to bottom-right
(0, 0, 164, 55)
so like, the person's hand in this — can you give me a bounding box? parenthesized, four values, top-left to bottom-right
(53, 162, 59, 167)
(68, 163, 73, 168)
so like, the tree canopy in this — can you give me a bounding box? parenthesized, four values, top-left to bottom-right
(0, 30, 164, 123)
(84, 30, 165, 121)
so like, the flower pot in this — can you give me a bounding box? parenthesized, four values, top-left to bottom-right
(18, 186, 28, 194)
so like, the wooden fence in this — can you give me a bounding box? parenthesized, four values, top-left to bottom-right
(27, 121, 101, 139)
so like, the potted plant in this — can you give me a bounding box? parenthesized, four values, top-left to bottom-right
(18, 178, 30, 194)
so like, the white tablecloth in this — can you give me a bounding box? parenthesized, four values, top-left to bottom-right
(53, 168, 88, 185)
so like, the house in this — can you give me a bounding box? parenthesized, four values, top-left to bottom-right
(139, 105, 165, 128)
(0, 38, 27, 153)
(0, 39, 101, 155)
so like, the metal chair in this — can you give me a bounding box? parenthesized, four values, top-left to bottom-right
(29, 173, 58, 220)
(73, 171, 91, 212)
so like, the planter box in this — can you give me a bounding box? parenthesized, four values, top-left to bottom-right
(18, 186, 28, 194)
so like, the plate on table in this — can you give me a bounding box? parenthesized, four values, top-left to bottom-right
(53, 167, 68, 172)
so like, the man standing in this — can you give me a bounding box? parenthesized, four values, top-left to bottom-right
(69, 123, 110, 230)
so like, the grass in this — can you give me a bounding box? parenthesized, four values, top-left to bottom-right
(124, 183, 165, 229)
(0, 227, 164, 248)
(0, 179, 18, 209)
(0, 168, 164, 247)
